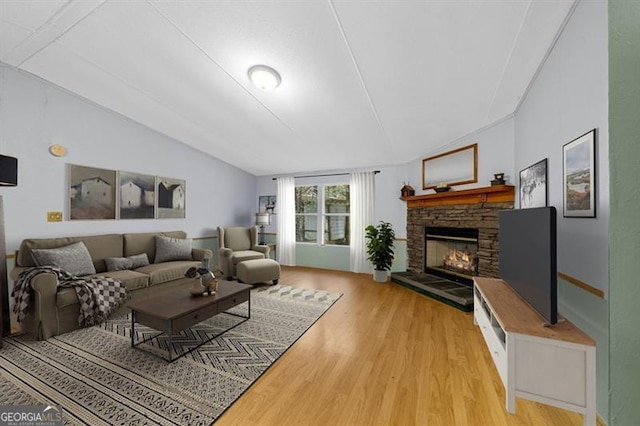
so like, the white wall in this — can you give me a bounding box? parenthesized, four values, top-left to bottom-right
(513, 0, 609, 420)
(0, 65, 256, 251)
(515, 0, 609, 295)
(407, 117, 515, 196)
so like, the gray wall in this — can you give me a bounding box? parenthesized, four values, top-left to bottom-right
(407, 117, 516, 195)
(609, 0, 640, 424)
(513, 0, 609, 420)
(0, 65, 256, 251)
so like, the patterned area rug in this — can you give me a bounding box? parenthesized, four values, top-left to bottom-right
(0, 285, 341, 425)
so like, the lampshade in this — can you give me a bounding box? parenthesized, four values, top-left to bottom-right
(0, 155, 17, 186)
(255, 212, 270, 226)
(248, 65, 281, 91)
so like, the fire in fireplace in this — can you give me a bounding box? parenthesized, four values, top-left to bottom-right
(425, 227, 479, 285)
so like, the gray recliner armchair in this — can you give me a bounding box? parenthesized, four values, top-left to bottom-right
(217, 226, 270, 279)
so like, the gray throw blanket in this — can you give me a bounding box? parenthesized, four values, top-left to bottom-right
(12, 266, 128, 327)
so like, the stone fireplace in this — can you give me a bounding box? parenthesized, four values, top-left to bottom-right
(393, 186, 514, 310)
(408, 203, 512, 280)
(425, 226, 479, 285)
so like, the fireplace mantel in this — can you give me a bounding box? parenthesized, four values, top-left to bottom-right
(401, 185, 515, 209)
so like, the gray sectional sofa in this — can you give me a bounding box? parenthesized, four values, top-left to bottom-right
(10, 231, 212, 340)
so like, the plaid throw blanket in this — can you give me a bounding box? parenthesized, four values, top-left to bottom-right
(12, 266, 128, 327)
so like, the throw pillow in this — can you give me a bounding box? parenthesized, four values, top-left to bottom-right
(31, 241, 96, 277)
(154, 236, 193, 263)
(104, 253, 150, 272)
(105, 256, 133, 272)
(129, 253, 150, 268)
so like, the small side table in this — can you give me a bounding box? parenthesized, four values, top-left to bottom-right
(267, 244, 276, 260)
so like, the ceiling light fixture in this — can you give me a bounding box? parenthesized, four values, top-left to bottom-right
(248, 65, 281, 91)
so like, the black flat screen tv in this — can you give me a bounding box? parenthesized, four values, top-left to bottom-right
(499, 206, 558, 325)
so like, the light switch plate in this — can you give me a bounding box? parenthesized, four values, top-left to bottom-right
(47, 211, 63, 222)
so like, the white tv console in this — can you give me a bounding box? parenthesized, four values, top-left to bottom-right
(473, 277, 596, 426)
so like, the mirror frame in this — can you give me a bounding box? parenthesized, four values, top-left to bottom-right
(422, 143, 478, 190)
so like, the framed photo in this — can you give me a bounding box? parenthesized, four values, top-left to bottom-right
(422, 143, 477, 190)
(519, 158, 548, 208)
(563, 129, 596, 217)
(259, 195, 276, 214)
(69, 164, 116, 220)
(157, 177, 186, 219)
(119, 171, 155, 219)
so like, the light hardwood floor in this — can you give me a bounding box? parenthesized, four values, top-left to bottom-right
(217, 266, 596, 425)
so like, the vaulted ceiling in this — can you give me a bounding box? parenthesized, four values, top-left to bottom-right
(0, 0, 575, 176)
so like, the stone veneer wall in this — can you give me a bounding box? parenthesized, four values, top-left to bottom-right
(406, 202, 514, 278)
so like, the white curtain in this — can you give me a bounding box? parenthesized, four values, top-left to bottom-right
(276, 177, 296, 266)
(349, 172, 376, 273)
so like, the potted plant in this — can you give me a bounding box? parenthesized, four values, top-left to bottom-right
(365, 221, 396, 282)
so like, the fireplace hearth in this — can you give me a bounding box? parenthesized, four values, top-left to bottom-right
(394, 185, 515, 311)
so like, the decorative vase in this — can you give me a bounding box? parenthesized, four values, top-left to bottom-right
(373, 270, 388, 283)
(190, 279, 206, 296)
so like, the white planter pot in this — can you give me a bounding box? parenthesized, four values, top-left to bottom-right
(373, 269, 388, 283)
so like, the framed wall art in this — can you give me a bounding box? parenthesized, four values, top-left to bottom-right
(157, 177, 186, 219)
(563, 129, 596, 218)
(422, 143, 478, 190)
(69, 164, 116, 220)
(119, 171, 155, 219)
(259, 195, 276, 214)
(519, 158, 548, 208)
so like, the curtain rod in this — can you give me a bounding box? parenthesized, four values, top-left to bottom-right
(271, 170, 380, 180)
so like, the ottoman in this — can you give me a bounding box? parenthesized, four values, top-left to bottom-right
(237, 258, 280, 285)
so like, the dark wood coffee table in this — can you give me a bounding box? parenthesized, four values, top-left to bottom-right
(129, 280, 252, 362)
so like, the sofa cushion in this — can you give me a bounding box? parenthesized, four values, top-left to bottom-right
(17, 234, 124, 273)
(105, 253, 150, 272)
(135, 261, 199, 286)
(231, 250, 265, 264)
(123, 231, 186, 263)
(89, 270, 149, 292)
(154, 236, 193, 263)
(32, 242, 97, 277)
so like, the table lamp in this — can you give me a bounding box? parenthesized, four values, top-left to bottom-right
(255, 213, 270, 245)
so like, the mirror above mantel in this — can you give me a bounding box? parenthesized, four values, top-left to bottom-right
(422, 143, 478, 190)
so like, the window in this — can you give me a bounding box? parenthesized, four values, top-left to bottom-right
(295, 184, 350, 245)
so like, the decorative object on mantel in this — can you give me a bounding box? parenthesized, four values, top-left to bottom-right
(434, 182, 451, 193)
(365, 221, 396, 283)
(422, 143, 478, 190)
(491, 173, 505, 186)
(563, 129, 596, 218)
(400, 182, 415, 198)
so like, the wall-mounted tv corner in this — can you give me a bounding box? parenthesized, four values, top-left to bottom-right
(499, 206, 558, 325)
